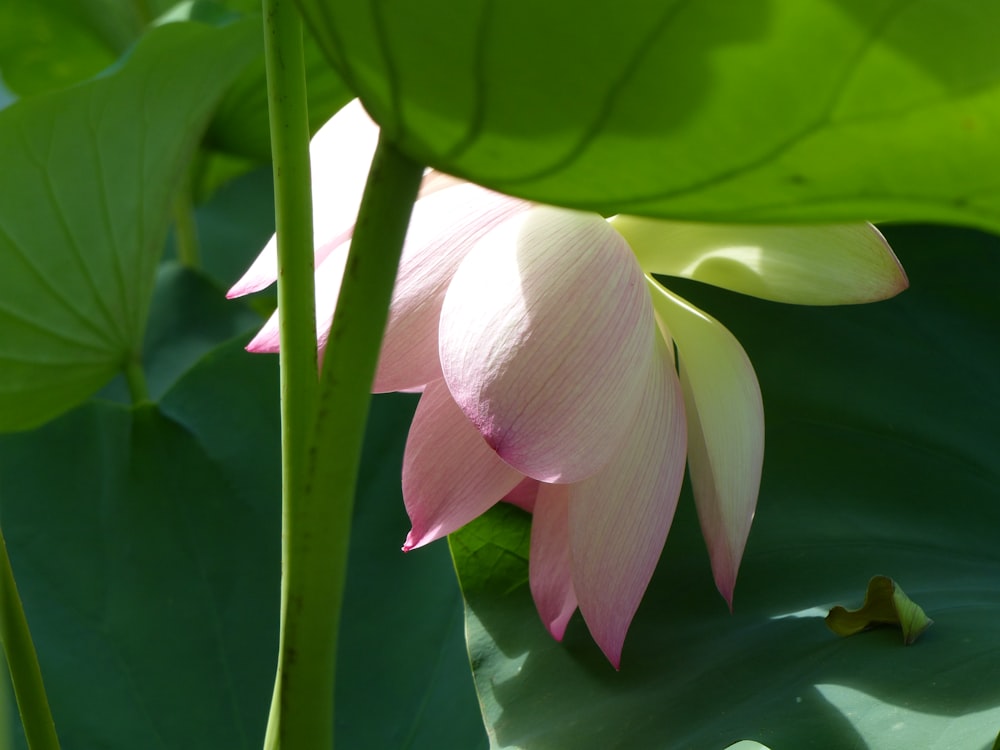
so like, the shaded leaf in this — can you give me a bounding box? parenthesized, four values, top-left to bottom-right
(297, 0, 1000, 230)
(452, 224, 1000, 750)
(826, 575, 933, 645)
(0, 0, 117, 97)
(0, 18, 258, 431)
(205, 0, 354, 161)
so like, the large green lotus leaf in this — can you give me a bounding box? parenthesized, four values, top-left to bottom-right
(296, 0, 1000, 230)
(451, 224, 1000, 750)
(0, 332, 485, 747)
(0, 18, 257, 432)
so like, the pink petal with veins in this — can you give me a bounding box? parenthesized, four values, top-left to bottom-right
(374, 184, 530, 392)
(529, 483, 577, 640)
(228, 100, 379, 298)
(402, 380, 523, 551)
(439, 207, 655, 484)
(568, 335, 686, 668)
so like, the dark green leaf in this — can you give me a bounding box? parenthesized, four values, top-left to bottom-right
(1, 336, 485, 748)
(297, 0, 1000, 230)
(0, 18, 258, 431)
(452, 225, 1000, 749)
(205, 2, 354, 161)
(826, 575, 933, 645)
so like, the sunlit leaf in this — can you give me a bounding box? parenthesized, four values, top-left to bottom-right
(296, 0, 1000, 230)
(826, 575, 933, 645)
(451, 224, 1000, 749)
(0, 18, 257, 431)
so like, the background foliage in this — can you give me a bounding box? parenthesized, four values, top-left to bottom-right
(0, 1, 997, 748)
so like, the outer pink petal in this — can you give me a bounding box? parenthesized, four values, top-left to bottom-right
(374, 184, 530, 392)
(504, 477, 540, 513)
(228, 100, 379, 298)
(529, 484, 577, 641)
(439, 207, 655, 484)
(244, 238, 350, 354)
(402, 380, 524, 550)
(568, 335, 687, 668)
(647, 277, 764, 608)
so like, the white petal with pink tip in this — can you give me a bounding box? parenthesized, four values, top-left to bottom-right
(439, 207, 655, 484)
(647, 277, 763, 607)
(228, 100, 379, 298)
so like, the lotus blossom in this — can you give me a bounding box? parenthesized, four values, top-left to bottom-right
(230, 100, 908, 667)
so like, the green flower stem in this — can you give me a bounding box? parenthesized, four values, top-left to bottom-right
(0, 525, 60, 750)
(275, 134, 422, 749)
(260, 0, 318, 746)
(172, 168, 200, 269)
(124, 357, 149, 405)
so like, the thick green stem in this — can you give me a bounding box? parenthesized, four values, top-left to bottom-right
(275, 136, 422, 749)
(261, 0, 318, 747)
(0, 526, 60, 750)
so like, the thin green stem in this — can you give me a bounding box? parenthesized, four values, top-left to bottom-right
(261, 0, 318, 747)
(275, 135, 422, 749)
(124, 358, 149, 405)
(0, 526, 60, 750)
(172, 167, 200, 269)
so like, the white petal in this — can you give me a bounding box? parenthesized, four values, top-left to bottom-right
(647, 277, 764, 607)
(612, 217, 907, 305)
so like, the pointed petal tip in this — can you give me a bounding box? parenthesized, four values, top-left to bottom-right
(596, 639, 623, 671)
(401, 532, 418, 553)
(714, 568, 737, 612)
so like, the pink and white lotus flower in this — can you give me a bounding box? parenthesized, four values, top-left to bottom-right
(230, 101, 907, 668)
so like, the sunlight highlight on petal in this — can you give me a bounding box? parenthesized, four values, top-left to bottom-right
(613, 217, 907, 305)
(647, 277, 764, 607)
(440, 207, 655, 484)
(375, 184, 530, 392)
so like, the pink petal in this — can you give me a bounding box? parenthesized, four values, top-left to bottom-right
(647, 278, 764, 608)
(439, 207, 655, 484)
(612, 217, 908, 305)
(244, 237, 350, 354)
(228, 100, 379, 299)
(374, 184, 530, 392)
(529, 484, 578, 640)
(567, 335, 687, 668)
(402, 380, 524, 550)
(504, 477, 540, 513)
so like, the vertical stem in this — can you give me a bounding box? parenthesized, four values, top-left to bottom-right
(124, 358, 149, 405)
(276, 135, 421, 749)
(172, 171, 201, 269)
(0, 526, 60, 750)
(261, 0, 317, 747)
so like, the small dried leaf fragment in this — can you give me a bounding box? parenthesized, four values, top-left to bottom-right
(826, 575, 933, 645)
